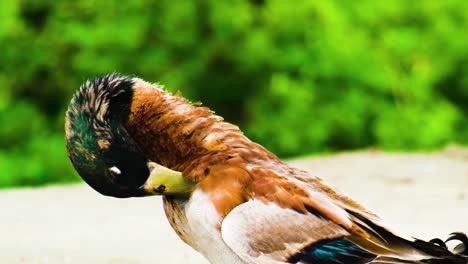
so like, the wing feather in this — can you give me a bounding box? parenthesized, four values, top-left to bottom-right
(221, 199, 349, 263)
(229, 167, 458, 263)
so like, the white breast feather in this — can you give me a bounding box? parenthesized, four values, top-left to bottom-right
(184, 190, 246, 264)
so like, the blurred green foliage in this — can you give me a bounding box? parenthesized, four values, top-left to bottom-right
(0, 0, 467, 188)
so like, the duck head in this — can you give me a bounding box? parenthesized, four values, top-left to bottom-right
(65, 74, 193, 198)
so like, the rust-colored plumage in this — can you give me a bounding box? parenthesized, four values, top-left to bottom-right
(126, 80, 379, 233)
(66, 75, 467, 264)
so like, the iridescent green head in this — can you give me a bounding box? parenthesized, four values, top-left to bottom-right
(65, 74, 151, 198)
(65, 74, 195, 198)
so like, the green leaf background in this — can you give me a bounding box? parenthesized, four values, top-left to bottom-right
(1, 0, 467, 188)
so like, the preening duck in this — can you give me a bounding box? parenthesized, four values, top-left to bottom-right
(65, 74, 467, 264)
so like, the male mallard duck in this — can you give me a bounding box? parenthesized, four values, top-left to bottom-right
(65, 74, 467, 264)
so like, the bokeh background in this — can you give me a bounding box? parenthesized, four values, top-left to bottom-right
(1, 0, 468, 188)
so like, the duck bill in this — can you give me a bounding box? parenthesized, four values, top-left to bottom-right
(139, 162, 193, 196)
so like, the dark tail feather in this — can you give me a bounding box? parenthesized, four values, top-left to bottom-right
(370, 249, 467, 264)
(348, 210, 467, 263)
(370, 256, 466, 264)
(371, 256, 424, 263)
(370, 240, 468, 264)
(413, 232, 468, 264)
(445, 232, 468, 256)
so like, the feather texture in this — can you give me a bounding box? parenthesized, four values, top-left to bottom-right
(123, 78, 467, 264)
(67, 75, 467, 264)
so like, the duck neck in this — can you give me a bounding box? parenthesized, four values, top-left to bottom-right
(125, 80, 244, 171)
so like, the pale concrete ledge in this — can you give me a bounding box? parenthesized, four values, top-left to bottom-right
(1, 149, 467, 263)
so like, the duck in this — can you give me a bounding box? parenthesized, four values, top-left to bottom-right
(65, 74, 467, 264)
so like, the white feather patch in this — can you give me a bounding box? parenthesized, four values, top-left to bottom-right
(221, 199, 348, 264)
(183, 190, 246, 264)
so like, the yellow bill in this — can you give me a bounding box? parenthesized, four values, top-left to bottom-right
(140, 162, 195, 196)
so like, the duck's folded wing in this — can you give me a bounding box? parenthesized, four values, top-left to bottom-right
(220, 172, 462, 264)
(221, 198, 370, 264)
(220, 198, 455, 264)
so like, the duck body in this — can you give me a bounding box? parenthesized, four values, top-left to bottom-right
(65, 74, 467, 264)
(165, 193, 247, 264)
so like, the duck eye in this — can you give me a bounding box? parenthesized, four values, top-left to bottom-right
(109, 166, 122, 177)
